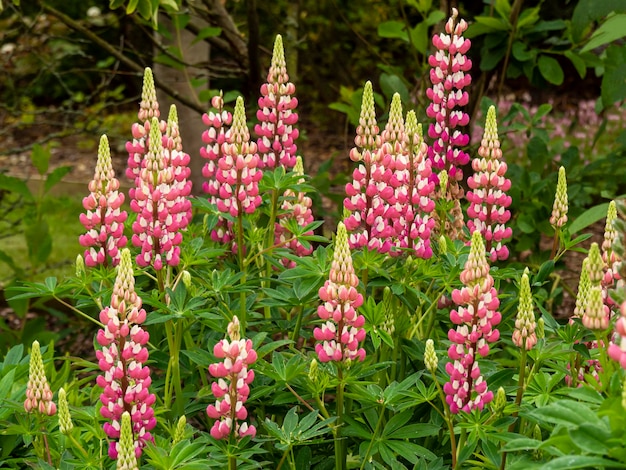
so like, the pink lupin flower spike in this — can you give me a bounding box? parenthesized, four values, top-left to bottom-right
(392, 111, 435, 258)
(79, 135, 128, 267)
(200, 92, 235, 244)
(216, 96, 263, 219)
(275, 156, 314, 267)
(130, 117, 182, 270)
(24, 340, 56, 416)
(255, 34, 299, 170)
(426, 8, 471, 193)
(344, 81, 384, 250)
(207, 315, 258, 440)
(466, 106, 512, 261)
(125, 68, 163, 197)
(95, 249, 156, 460)
(163, 104, 193, 232)
(444, 231, 501, 414)
(314, 222, 366, 362)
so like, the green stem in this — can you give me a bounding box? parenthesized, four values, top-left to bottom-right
(334, 367, 346, 470)
(431, 370, 457, 469)
(263, 188, 279, 320)
(360, 404, 386, 470)
(291, 305, 305, 344)
(228, 455, 237, 470)
(164, 321, 175, 409)
(549, 230, 559, 260)
(502, 348, 528, 470)
(53, 295, 103, 328)
(68, 433, 89, 459)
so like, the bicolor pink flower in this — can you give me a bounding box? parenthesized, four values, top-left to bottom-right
(344, 81, 386, 251)
(444, 231, 501, 414)
(609, 300, 626, 369)
(95, 249, 155, 460)
(391, 110, 435, 257)
(466, 106, 512, 261)
(255, 34, 299, 170)
(207, 316, 257, 440)
(314, 222, 366, 362)
(79, 135, 128, 267)
(275, 156, 314, 267)
(426, 8, 471, 195)
(200, 93, 235, 244)
(215, 96, 263, 219)
(130, 117, 183, 269)
(24, 340, 56, 416)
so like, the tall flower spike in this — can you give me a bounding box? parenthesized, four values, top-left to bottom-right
(215, 97, 263, 219)
(392, 111, 435, 257)
(126, 67, 162, 187)
(164, 104, 193, 232)
(96, 249, 155, 459)
(201, 92, 235, 244)
(550, 166, 568, 229)
(275, 156, 314, 267)
(79, 135, 128, 267)
(130, 116, 183, 270)
(466, 106, 512, 261)
(344, 81, 384, 250)
(58, 388, 73, 435)
(444, 231, 501, 414)
(207, 316, 258, 440)
(24, 340, 56, 416)
(512, 268, 537, 350)
(116, 412, 139, 470)
(255, 34, 299, 170)
(314, 222, 367, 362)
(426, 7, 471, 235)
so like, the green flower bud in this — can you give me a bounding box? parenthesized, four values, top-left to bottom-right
(58, 388, 73, 434)
(181, 270, 192, 290)
(536, 317, 545, 340)
(439, 170, 448, 193)
(493, 386, 506, 414)
(308, 359, 319, 383)
(439, 235, 447, 255)
(75, 254, 85, 277)
(173, 415, 186, 444)
(424, 339, 438, 373)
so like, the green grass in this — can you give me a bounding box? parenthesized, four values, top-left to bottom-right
(0, 190, 85, 288)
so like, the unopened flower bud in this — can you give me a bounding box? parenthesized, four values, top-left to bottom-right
(536, 317, 545, 340)
(439, 170, 448, 193)
(493, 386, 506, 414)
(309, 358, 319, 383)
(58, 388, 73, 434)
(173, 415, 186, 444)
(75, 254, 85, 277)
(424, 339, 438, 372)
(439, 235, 447, 255)
(181, 270, 192, 290)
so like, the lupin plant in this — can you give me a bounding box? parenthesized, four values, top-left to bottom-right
(392, 111, 435, 258)
(254, 33, 299, 170)
(549, 166, 568, 259)
(200, 92, 235, 244)
(95, 248, 156, 460)
(206, 316, 257, 442)
(444, 231, 501, 414)
(130, 116, 184, 271)
(466, 105, 512, 261)
(79, 135, 128, 267)
(426, 7, 472, 238)
(275, 156, 314, 267)
(344, 81, 383, 250)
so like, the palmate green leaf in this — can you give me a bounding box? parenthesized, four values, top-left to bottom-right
(502, 437, 543, 451)
(527, 400, 601, 428)
(568, 423, 611, 455)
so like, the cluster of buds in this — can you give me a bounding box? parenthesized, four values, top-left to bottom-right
(275, 156, 314, 267)
(444, 231, 501, 414)
(24, 340, 56, 416)
(466, 106, 512, 261)
(582, 243, 610, 330)
(200, 93, 235, 244)
(95, 249, 156, 459)
(512, 268, 537, 350)
(314, 222, 367, 362)
(255, 34, 299, 170)
(550, 166, 568, 229)
(79, 135, 128, 267)
(426, 7, 471, 228)
(130, 116, 186, 269)
(206, 316, 257, 440)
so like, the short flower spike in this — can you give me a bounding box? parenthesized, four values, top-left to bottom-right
(58, 388, 73, 434)
(24, 340, 56, 416)
(512, 268, 537, 350)
(550, 166, 568, 228)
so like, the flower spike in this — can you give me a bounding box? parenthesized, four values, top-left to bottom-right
(24, 340, 56, 416)
(550, 166, 568, 229)
(512, 268, 537, 350)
